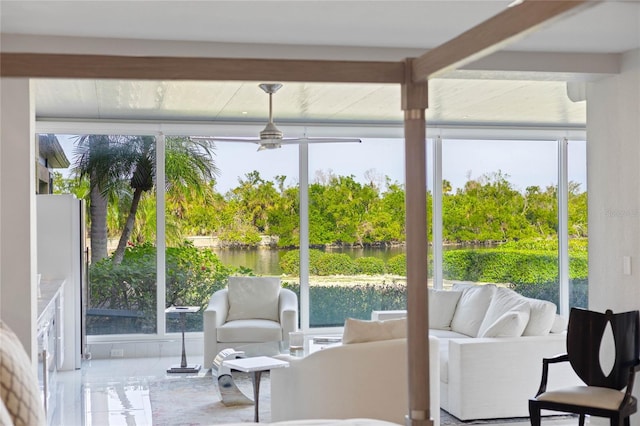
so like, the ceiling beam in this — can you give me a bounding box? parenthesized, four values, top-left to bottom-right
(0, 53, 405, 84)
(412, 0, 600, 81)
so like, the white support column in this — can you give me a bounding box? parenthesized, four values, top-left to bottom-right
(299, 143, 310, 331)
(156, 132, 167, 335)
(432, 136, 443, 289)
(0, 78, 38, 365)
(558, 137, 570, 317)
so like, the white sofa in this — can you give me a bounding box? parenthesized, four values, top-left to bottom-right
(271, 336, 440, 426)
(373, 283, 581, 421)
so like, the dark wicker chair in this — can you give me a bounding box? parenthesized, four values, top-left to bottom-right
(529, 307, 640, 426)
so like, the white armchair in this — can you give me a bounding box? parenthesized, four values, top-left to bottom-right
(203, 276, 298, 369)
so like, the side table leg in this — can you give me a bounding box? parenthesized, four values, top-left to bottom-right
(180, 312, 187, 368)
(166, 310, 200, 373)
(252, 370, 263, 422)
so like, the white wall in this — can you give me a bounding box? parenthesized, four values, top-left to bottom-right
(0, 78, 38, 363)
(587, 48, 640, 313)
(587, 48, 640, 426)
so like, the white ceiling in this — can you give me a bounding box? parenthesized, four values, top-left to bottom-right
(3, 1, 638, 53)
(2, 0, 639, 136)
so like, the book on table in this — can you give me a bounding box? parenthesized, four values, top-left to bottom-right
(312, 336, 342, 344)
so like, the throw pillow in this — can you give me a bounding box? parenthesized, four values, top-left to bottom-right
(450, 284, 496, 337)
(0, 320, 46, 426)
(478, 302, 531, 337)
(0, 398, 13, 426)
(342, 317, 407, 344)
(550, 314, 568, 334)
(477, 287, 527, 337)
(522, 297, 557, 336)
(428, 289, 462, 330)
(226, 276, 281, 322)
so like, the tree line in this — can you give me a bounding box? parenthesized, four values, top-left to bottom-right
(53, 135, 587, 258)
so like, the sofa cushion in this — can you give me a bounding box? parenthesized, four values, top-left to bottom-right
(217, 319, 283, 342)
(522, 297, 557, 336)
(428, 329, 470, 339)
(478, 287, 529, 337)
(429, 289, 462, 330)
(226, 276, 281, 321)
(550, 314, 568, 333)
(342, 317, 407, 344)
(450, 284, 496, 337)
(478, 302, 530, 337)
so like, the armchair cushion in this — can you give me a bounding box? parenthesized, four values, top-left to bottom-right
(342, 317, 406, 344)
(217, 319, 283, 342)
(226, 276, 280, 321)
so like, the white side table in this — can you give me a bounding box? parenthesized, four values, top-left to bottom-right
(222, 356, 289, 422)
(165, 306, 201, 373)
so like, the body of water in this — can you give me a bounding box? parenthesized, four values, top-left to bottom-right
(212, 246, 407, 275)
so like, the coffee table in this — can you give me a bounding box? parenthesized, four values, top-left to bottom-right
(213, 335, 341, 415)
(222, 356, 289, 422)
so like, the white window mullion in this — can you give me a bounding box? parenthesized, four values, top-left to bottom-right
(299, 143, 310, 331)
(432, 136, 444, 289)
(156, 132, 167, 336)
(558, 137, 570, 317)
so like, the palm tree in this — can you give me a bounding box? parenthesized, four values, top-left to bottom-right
(74, 134, 126, 264)
(74, 134, 218, 264)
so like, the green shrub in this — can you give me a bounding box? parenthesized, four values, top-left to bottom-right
(316, 252, 357, 275)
(280, 249, 324, 275)
(165, 244, 233, 308)
(500, 237, 588, 253)
(511, 279, 588, 309)
(443, 248, 588, 285)
(387, 253, 406, 276)
(354, 257, 386, 275)
(88, 243, 233, 334)
(280, 249, 358, 276)
(282, 281, 406, 327)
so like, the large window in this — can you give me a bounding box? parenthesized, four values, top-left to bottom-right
(165, 138, 300, 332)
(440, 139, 561, 304)
(307, 139, 406, 328)
(49, 134, 159, 335)
(45, 131, 587, 339)
(568, 140, 588, 308)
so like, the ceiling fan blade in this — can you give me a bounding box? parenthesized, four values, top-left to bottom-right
(189, 136, 260, 144)
(279, 138, 362, 145)
(194, 85, 361, 150)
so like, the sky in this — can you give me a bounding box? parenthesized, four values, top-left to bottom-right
(55, 135, 587, 194)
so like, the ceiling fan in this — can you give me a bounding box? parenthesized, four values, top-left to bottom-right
(191, 83, 361, 151)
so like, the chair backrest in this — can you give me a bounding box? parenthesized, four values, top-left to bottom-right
(567, 307, 640, 390)
(226, 276, 282, 322)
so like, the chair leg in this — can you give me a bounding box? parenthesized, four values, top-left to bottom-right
(624, 416, 630, 426)
(529, 401, 541, 426)
(579, 414, 585, 426)
(609, 414, 622, 426)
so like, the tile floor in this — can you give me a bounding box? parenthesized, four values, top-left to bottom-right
(54, 355, 200, 426)
(53, 356, 581, 426)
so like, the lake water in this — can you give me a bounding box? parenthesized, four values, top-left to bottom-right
(212, 246, 406, 275)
